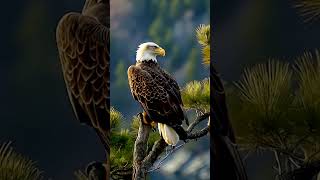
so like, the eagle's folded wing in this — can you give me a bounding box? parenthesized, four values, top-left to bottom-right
(56, 12, 110, 132)
(127, 66, 183, 126)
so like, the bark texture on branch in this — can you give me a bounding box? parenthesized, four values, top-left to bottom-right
(132, 121, 151, 180)
(130, 113, 210, 180)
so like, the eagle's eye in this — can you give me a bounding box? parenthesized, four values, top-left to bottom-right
(148, 45, 157, 49)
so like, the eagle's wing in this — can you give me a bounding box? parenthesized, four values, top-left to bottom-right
(56, 12, 110, 135)
(211, 65, 235, 142)
(148, 67, 189, 125)
(127, 66, 183, 126)
(144, 67, 186, 121)
(158, 68, 182, 103)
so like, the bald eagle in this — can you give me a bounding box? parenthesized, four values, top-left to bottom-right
(56, 0, 110, 170)
(127, 42, 188, 146)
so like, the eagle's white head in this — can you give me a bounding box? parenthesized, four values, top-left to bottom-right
(136, 42, 166, 63)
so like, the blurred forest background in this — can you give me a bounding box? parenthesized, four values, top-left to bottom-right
(0, 0, 209, 179)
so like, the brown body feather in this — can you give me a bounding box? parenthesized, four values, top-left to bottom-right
(128, 61, 188, 139)
(56, 0, 110, 155)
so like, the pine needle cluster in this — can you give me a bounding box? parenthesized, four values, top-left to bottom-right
(295, 0, 320, 22)
(109, 109, 160, 170)
(181, 78, 210, 112)
(196, 24, 210, 65)
(0, 142, 43, 180)
(228, 51, 320, 162)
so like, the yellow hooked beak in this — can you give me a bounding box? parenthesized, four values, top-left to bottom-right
(154, 47, 166, 56)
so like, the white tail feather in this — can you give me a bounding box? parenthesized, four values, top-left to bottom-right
(158, 123, 163, 136)
(158, 123, 179, 146)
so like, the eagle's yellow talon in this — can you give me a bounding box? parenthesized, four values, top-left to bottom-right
(150, 121, 157, 128)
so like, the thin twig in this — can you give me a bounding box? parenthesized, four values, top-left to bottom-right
(147, 143, 185, 172)
(143, 138, 167, 169)
(242, 150, 253, 162)
(307, 148, 320, 163)
(258, 141, 304, 162)
(187, 113, 210, 133)
(187, 127, 209, 139)
(288, 157, 301, 168)
(292, 133, 311, 151)
(274, 150, 282, 175)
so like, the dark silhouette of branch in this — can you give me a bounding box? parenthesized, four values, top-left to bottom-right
(279, 160, 320, 180)
(274, 150, 282, 175)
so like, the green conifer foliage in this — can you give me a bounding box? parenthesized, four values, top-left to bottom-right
(196, 24, 210, 65)
(227, 52, 320, 164)
(181, 79, 210, 113)
(295, 0, 320, 22)
(0, 142, 43, 180)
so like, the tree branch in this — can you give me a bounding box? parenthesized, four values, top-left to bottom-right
(130, 111, 210, 180)
(187, 112, 210, 132)
(187, 127, 209, 139)
(143, 138, 167, 169)
(132, 119, 151, 180)
(274, 150, 282, 175)
(147, 143, 186, 172)
(110, 111, 210, 180)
